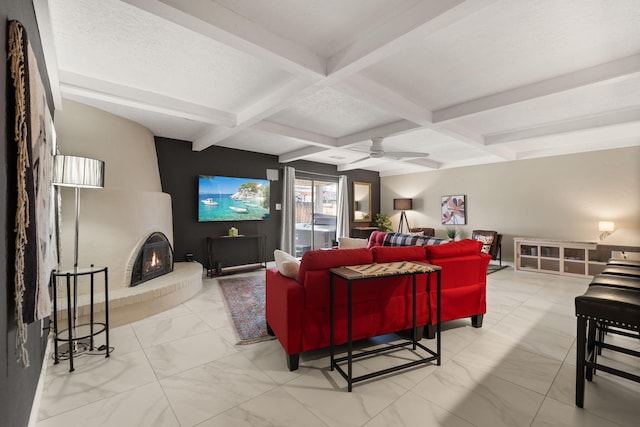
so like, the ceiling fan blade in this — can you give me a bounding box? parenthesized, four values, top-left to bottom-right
(347, 155, 371, 164)
(338, 156, 382, 171)
(383, 151, 430, 159)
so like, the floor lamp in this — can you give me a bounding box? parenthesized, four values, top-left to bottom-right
(393, 198, 412, 233)
(53, 155, 105, 352)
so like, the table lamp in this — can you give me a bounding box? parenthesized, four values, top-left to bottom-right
(598, 221, 614, 241)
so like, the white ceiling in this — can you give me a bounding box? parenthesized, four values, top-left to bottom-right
(36, 0, 640, 176)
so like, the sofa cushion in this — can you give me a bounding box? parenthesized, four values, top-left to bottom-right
(274, 249, 300, 279)
(280, 261, 300, 279)
(372, 245, 426, 263)
(383, 232, 447, 247)
(297, 248, 373, 285)
(367, 231, 387, 248)
(298, 248, 376, 311)
(474, 234, 494, 254)
(422, 237, 449, 246)
(383, 232, 428, 246)
(338, 237, 368, 249)
(426, 239, 482, 259)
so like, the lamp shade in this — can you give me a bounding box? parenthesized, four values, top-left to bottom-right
(393, 198, 412, 210)
(53, 155, 104, 188)
(598, 221, 615, 232)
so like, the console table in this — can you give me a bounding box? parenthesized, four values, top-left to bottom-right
(51, 266, 110, 372)
(514, 237, 640, 277)
(351, 226, 378, 239)
(206, 234, 266, 276)
(329, 261, 441, 391)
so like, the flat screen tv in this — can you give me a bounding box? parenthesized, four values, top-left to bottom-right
(198, 175, 270, 222)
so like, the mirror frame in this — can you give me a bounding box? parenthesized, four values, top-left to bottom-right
(353, 181, 372, 223)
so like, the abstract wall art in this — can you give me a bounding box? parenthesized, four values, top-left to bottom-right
(441, 195, 466, 225)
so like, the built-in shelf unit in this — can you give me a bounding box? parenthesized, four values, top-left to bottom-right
(514, 238, 640, 277)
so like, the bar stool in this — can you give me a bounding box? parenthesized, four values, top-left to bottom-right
(606, 258, 640, 268)
(597, 263, 640, 347)
(588, 274, 640, 354)
(600, 265, 640, 278)
(591, 274, 640, 291)
(575, 281, 640, 407)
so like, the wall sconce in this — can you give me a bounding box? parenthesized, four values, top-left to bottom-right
(393, 198, 412, 233)
(598, 221, 615, 241)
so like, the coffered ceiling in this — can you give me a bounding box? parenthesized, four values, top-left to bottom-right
(36, 0, 640, 176)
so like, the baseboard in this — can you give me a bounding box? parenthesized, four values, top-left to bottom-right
(28, 333, 53, 427)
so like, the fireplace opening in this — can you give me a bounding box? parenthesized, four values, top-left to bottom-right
(131, 232, 174, 287)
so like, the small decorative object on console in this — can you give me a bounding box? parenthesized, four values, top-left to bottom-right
(446, 228, 457, 241)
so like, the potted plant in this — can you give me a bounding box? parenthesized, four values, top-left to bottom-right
(374, 213, 392, 231)
(446, 227, 457, 241)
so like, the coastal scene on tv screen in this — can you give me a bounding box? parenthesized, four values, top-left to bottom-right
(198, 175, 270, 222)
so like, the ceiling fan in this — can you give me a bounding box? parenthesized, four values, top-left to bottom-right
(353, 137, 430, 162)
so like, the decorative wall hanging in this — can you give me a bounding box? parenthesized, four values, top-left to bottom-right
(8, 20, 58, 367)
(441, 195, 466, 225)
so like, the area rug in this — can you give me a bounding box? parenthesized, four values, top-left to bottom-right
(218, 275, 275, 345)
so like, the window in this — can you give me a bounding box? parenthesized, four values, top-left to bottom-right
(294, 178, 337, 256)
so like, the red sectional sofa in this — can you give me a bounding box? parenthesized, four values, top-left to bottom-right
(265, 236, 490, 370)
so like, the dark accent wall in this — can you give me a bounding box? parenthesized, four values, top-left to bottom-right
(155, 137, 380, 269)
(1, 1, 54, 426)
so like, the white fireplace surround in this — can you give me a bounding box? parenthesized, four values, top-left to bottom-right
(56, 187, 203, 326)
(57, 188, 176, 290)
(53, 100, 203, 326)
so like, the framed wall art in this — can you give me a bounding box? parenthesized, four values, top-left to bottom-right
(441, 195, 466, 225)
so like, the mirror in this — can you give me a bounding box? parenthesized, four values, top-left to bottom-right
(353, 182, 371, 222)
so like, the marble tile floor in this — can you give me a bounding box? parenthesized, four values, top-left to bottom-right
(36, 267, 640, 427)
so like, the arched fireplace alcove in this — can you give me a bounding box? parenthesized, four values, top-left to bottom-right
(130, 232, 174, 286)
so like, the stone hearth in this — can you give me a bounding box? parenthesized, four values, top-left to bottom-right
(55, 262, 203, 328)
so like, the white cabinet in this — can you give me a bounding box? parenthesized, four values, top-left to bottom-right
(514, 238, 640, 277)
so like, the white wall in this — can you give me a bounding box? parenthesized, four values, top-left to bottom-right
(54, 99, 162, 191)
(54, 100, 173, 290)
(381, 146, 640, 262)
